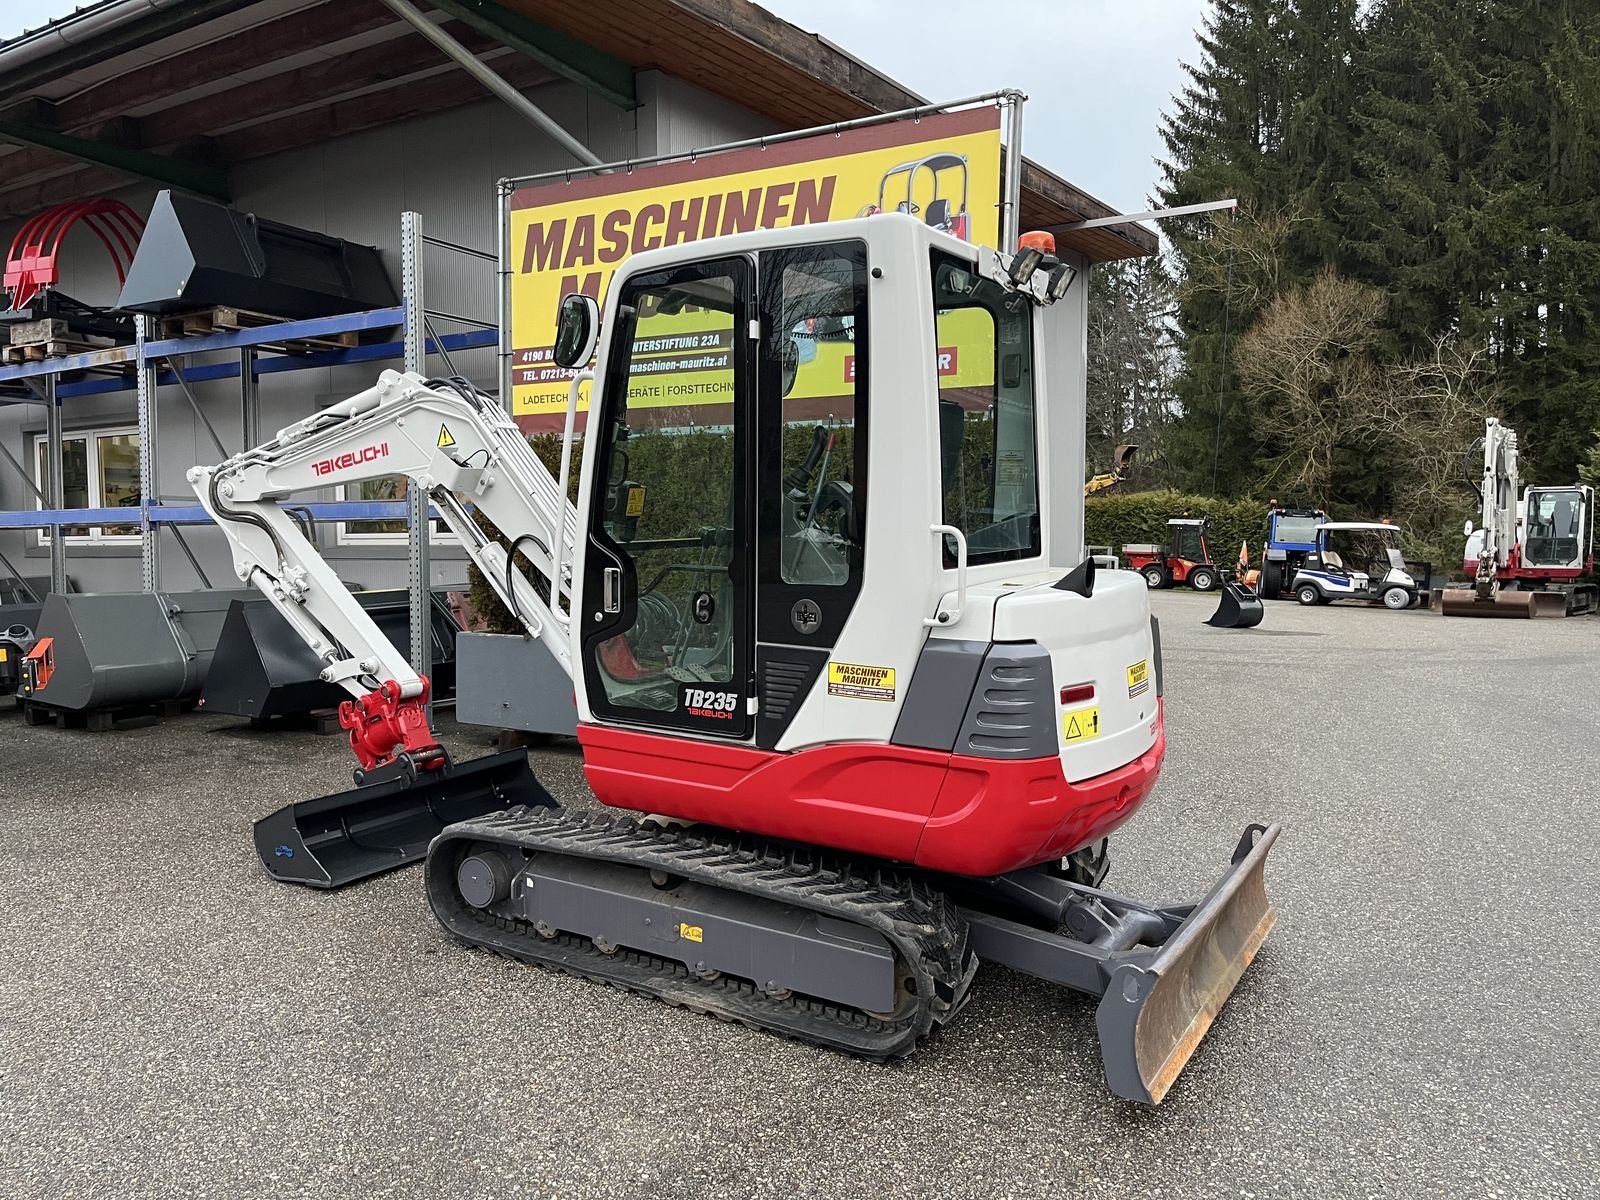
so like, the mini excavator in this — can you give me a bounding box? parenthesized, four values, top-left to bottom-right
(192, 214, 1279, 1105)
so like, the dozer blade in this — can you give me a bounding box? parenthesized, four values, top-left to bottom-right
(1096, 823, 1280, 1105)
(1440, 589, 1567, 619)
(253, 748, 552, 888)
(1205, 582, 1264, 629)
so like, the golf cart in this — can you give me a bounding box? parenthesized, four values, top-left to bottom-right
(1291, 522, 1423, 609)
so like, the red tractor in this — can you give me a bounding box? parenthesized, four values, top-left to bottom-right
(1121, 518, 1221, 591)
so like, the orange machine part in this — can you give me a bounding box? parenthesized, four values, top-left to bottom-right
(24, 637, 54, 691)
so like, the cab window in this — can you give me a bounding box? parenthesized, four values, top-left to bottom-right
(930, 250, 1040, 565)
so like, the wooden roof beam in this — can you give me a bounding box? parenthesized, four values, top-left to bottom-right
(39, 1, 401, 136)
(0, 118, 229, 201)
(430, 0, 637, 109)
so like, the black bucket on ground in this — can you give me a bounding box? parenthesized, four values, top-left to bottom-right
(202, 590, 461, 721)
(1205, 582, 1264, 628)
(253, 748, 553, 888)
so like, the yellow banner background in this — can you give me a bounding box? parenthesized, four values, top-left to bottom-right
(508, 108, 1003, 422)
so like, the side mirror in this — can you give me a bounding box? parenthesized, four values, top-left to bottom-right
(1463, 519, 1475, 536)
(552, 293, 600, 369)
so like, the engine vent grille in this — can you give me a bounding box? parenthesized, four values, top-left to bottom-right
(956, 644, 1056, 758)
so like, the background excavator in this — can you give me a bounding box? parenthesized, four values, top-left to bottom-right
(190, 214, 1279, 1106)
(1084, 443, 1138, 497)
(1445, 417, 1598, 617)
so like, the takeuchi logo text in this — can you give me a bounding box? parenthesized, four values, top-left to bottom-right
(312, 442, 390, 476)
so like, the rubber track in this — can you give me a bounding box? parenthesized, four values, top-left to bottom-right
(426, 805, 978, 1058)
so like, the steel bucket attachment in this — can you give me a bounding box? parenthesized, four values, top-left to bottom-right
(1440, 589, 1567, 619)
(1097, 823, 1280, 1104)
(1205, 582, 1264, 629)
(253, 748, 552, 888)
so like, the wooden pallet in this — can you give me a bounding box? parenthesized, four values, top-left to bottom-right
(21, 697, 188, 731)
(0, 337, 113, 364)
(159, 305, 359, 352)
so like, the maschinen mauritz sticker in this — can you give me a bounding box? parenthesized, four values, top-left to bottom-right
(827, 661, 896, 701)
(1127, 659, 1150, 698)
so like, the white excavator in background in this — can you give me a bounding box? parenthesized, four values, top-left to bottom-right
(1445, 416, 1598, 617)
(190, 213, 1279, 1105)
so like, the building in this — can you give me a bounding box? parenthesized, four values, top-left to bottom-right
(0, 0, 1153, 596)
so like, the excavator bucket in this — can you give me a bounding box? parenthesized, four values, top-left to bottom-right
(1097, 823, 1280, 1105)
(1440, 589, 1568, 619)
(1205, 582, 1264, 628)
(1112, 443, 1139, 475)
(253, 748, 553, 888)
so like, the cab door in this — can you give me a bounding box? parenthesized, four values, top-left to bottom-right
(580, 257, 755, 739)
(752, 241, 870, 749)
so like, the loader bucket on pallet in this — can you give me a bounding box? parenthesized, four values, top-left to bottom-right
(1205, 582, 1264, 629)
(1097, 823, 1280, 1105)
(1439, 589, 1567, 619)
(253, 748, 553, 888)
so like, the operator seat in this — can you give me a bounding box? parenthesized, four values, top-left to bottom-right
(1322, 550, 1344, 570)
(1552, 496, 1575, 536)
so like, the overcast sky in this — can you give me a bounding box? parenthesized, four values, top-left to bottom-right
(5, 0, 1208, 212)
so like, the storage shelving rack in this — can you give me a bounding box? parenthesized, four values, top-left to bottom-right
(0, 212, 494, 698)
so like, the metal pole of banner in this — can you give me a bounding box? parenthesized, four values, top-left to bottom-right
(1061, 198, 1237, 233)
(401, 211, 433, 710)
(43, 372, 66, 595)
(497, 178, 512, 411)
(136, 313, 160, 593)
(1002, 92, 1025, 250)
(504, 89, 1022, 190)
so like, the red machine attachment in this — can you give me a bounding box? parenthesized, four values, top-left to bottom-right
(3, 199, 145, 310)
(339, 677, 445, 776)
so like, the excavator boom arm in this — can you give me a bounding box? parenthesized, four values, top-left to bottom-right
(190, 369, 577, 765)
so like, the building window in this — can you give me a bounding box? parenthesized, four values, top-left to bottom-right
(33, 427, 142, 544)
(335, 476, 460, 546)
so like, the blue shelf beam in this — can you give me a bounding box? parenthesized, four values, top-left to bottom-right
(1, 327, 497, 401)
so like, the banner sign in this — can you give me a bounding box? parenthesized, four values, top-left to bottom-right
(507, 106, 1003, 426)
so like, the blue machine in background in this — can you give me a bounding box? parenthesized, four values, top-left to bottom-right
(1256, 505, 1327, 601)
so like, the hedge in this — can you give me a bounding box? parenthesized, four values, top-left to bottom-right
(1086, 490, 1267, 569)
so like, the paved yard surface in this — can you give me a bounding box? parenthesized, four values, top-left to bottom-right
(1, 591, 1595, 1198)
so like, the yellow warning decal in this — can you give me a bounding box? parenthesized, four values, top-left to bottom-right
(827, 661, 896, 701)
(1127, 660, 1150, 698)
(437, 424, 456, 449)
(1063, 706, 1102, 744)
(625, 485, 646, 518)
(679, 922, 703, 943)
(0, 647, 7, 662)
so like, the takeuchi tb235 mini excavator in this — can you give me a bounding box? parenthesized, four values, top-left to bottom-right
(191, 214, 1280, 1105)
(1446, 416, 1598, 617)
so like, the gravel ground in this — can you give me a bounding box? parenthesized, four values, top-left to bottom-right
(1, 591, 1596, 1199)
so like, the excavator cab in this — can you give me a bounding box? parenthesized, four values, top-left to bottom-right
(1522, 486, 1590, 569)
